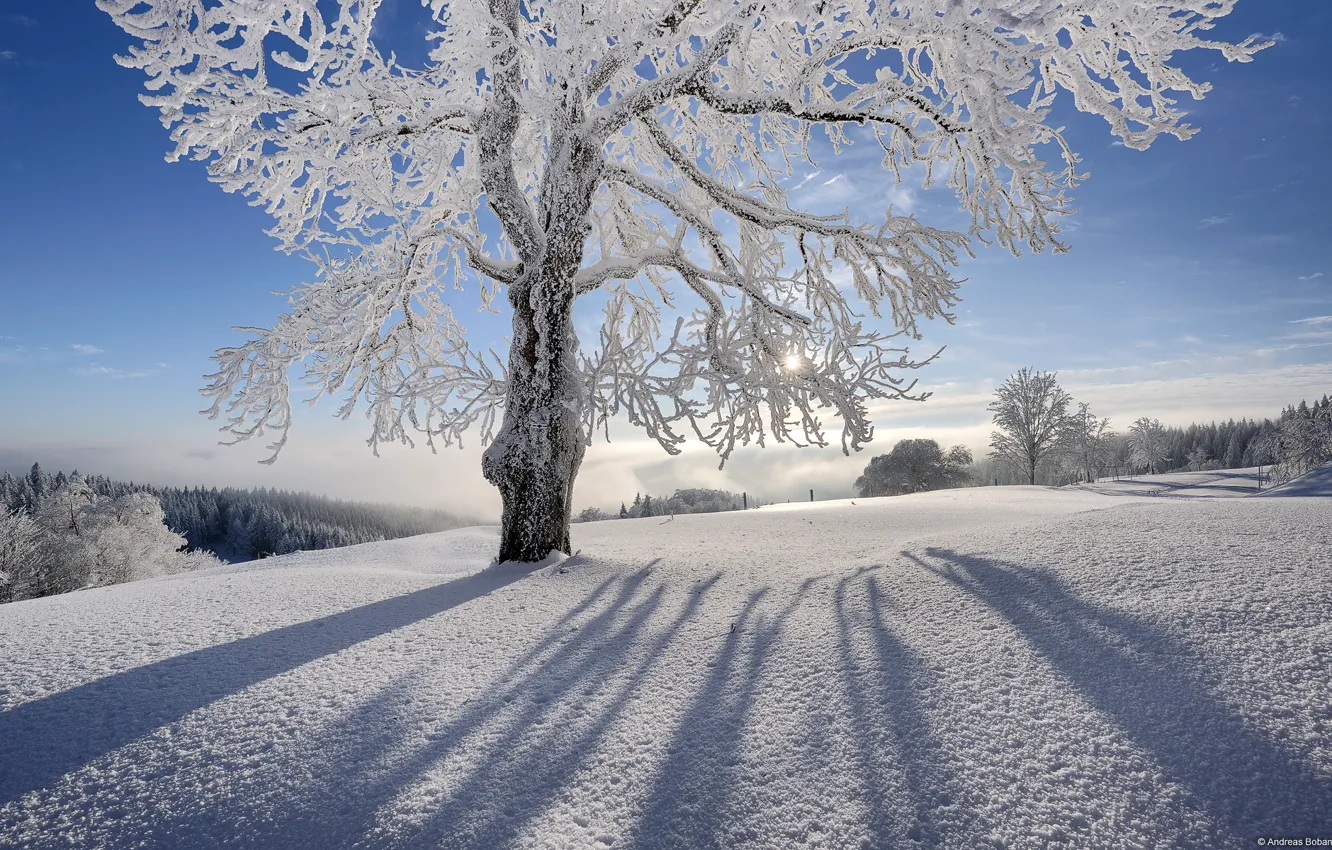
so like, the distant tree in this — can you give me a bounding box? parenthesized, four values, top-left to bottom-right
(1272, 402, 1332, 480)
(574, 506, 611, 523)
(988, 368, 1074, 485)
(855, 439, 972, 497)
(0, 508, 48, 603)
(28, 462, 43, 497)
(1128, 417, 1170, 474)
(1224, 428, 1246, 470)
(1066, 402, 1114, 483)
(103, 0, 1267, 562)
(1185, 445, 1214, 472)
(74, 493, 195, 586)
(1245, 423, 1278, 468)
(619, 503, 628, 519)
(665, 488, 741, 514)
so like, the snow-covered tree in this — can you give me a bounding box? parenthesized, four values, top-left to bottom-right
(101, 0, 1267, 561)
(1128, 417, 1170, 474)
(988, 368, 1073, 485)
(855, 438, 970, 496)
(6, 477, 219, 601)
(1067, 402, 1114, 483)
(78, 493, 195, 586)
(1272, 402, 1332, 481)
(0, 508, 48, 603)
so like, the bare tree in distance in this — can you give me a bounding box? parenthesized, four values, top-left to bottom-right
(989, 368, 1074, 486)
(1128, 416, 1171, 475)
(100, 0, 1268, 561)
(1068, 402, 1115, 484)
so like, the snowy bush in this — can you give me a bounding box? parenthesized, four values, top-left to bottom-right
(1, 476, 221, 603)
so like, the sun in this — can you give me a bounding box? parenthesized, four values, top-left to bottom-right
(784, 354, 802, 371)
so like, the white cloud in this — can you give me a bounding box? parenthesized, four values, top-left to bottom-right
(72, 344, 103, 355)
(1252, 341, 1332, 356)
(1249, 31, 1287, 45)
(1290, 315, 1332, 326)
(1197, 215, 1234, 229)
(821, 174, 845, 186)
(790, 170, 821, 191)
(76, 364, 160, 380)
(1297, 272, 1323, 281)
(887, 184, 917, 214)
(0, 51, 16, 61)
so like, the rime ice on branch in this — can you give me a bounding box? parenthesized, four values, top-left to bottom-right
(100, 0, 1267, 560)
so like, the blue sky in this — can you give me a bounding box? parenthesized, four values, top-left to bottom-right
(1, 2, 1329, 517)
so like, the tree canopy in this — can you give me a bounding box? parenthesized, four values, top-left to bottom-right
(855, 438, 971, 497)
(101, 0, 1267, 559)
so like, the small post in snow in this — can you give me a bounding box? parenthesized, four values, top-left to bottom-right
(742, 492, 748, 510)
(809, 489, 814, 502)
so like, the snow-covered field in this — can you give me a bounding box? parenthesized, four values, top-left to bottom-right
(2, 470, 1330, 849)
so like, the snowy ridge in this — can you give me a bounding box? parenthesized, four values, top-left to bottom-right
(1, 483, 1329, 848)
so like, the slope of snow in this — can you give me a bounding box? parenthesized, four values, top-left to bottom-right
(1068, 467, 1271, 498)
(1, 486, 1329, 849)
(1260, 462, 1332, 498)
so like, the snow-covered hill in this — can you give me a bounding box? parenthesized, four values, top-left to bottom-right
(2, 478, 1329, 848)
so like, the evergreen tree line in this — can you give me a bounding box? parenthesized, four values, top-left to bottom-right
(1, 463, 473, 602)
(574, 488, 749, 522)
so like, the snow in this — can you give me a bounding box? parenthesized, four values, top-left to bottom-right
(2, 476, 1330, 848)
(1069, 467, 1273, 499)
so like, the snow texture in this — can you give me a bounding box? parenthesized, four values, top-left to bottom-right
(2, 471, 1329, 848)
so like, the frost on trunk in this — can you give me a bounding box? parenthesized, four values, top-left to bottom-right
(101, 0, 1267, 561)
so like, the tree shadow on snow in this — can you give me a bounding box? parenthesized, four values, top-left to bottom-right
(1077, 472, 1264, 498)
(133, 565, 725, 850)
(832, 569, 982, 848)
(0, 559, 549, 806)
(627, 580, 812, 850)
(909, 547, 1332, 839)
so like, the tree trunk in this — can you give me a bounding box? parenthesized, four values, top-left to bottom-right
(480, 127, 601, 563)
(482, 265, 587, 563)
(481, 202, 598, 561)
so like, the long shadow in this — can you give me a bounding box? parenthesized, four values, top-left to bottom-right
(1260, 463, 1332, 497)
(1079, 472, 1263, 499)
(169, 567, 721, 850)
(628, 580, 812, 850)
(0, 560, 549, 806)
(912, 547, 1332, 839)
(424, 573, 723, 850)
(833, 570, 977, 848)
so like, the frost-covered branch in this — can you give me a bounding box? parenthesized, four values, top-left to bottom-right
(103, 0, 1265, 476)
